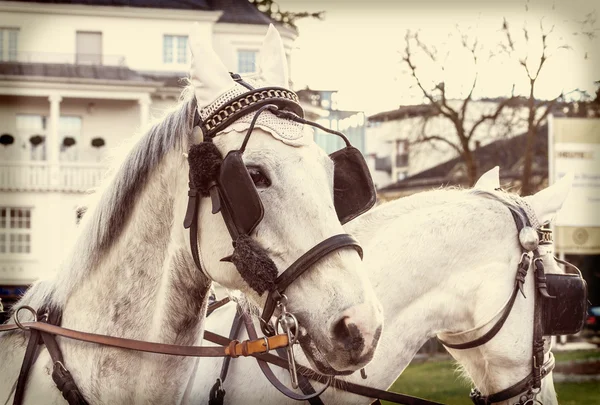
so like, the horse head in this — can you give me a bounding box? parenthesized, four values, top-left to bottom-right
(181, 24, 383, 375)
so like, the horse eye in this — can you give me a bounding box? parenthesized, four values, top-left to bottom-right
(248, 167, 271, 188)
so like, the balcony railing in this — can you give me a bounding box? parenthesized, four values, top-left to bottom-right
(1, 52, 127, 67)
(0, 161, 107, 192)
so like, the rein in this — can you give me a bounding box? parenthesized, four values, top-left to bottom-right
(0, 304, 289, 405)
(203, 301, 445, 405)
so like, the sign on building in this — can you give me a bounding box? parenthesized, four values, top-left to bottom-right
(549, 116, 600, 254)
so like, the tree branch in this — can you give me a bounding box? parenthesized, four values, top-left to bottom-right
(412, 134, 463, 155)
(467, 89, 517, 140)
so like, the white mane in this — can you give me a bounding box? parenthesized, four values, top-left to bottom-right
(16, 86, 197, 313)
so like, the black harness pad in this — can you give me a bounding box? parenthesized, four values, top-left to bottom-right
(330, 146, 377, 224)
(218, 151, 264, 237)
(542, 273, 588, 336)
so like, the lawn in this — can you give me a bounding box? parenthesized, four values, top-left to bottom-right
(383, 352, 600, 405)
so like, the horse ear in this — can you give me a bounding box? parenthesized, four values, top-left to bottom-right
(474, 166, 500, 190)
(524, 173, 574, 225)
(189, 22, 234, 109)
(258, 24, 289, 89)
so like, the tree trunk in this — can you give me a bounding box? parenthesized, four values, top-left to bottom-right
(521, 84, 536, 196)
(464, 147, 478, 186)
(458, 129, 478, 186)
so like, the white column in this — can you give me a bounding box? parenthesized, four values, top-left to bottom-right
(138, 95, 152, 127)
(47, 94, 62, 187)
(47, 94, 62, 164)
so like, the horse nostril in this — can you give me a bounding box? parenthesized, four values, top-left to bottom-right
(332, 316, 365, 354)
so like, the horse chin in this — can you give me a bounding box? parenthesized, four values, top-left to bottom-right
(297, 332, 355, 376)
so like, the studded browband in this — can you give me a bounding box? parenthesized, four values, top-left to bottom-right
(199, 84, 304, 139)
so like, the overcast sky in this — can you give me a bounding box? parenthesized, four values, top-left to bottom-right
(277, 0, 599, 115)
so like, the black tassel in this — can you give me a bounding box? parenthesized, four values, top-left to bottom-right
(231, 235, 278, 294)
(188, 141, 222, 197)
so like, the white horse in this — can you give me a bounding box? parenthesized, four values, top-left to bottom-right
(0, 25, 383, 404)
(187, 168, 573, 405)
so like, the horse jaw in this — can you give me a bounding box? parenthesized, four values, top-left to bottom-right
(188, 22, 235, 109)
(474, 166, 500, 191)
(523, 173, 573, 225)
(258, 24, 289, 88)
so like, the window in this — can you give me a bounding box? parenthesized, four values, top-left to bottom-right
(0, 28, 18, 61)
(237, 50, 257, 74)
(395, 139, 409, 167)
(59, 116, 82, 161)
(0, 208, 32, 254)
(163, 35, 188, 64)
(76, 31, 102, 65)
(16, 114, 46, 161)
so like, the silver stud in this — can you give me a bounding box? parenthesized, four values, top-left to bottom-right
(519, 226, 539, 251)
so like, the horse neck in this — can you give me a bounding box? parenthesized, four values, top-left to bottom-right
(58, 150, 210, 402)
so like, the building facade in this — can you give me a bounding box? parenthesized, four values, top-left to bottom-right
(0, 0, 297, 303)
(296, 88, 366, 155)
(365, 100, 530, 190)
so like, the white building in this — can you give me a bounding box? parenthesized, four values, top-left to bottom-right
(0, 0, 297, 297)
(365, 100, 529, 190)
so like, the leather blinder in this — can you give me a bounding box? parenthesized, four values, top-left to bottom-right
(218, 151, 264, 238)
(330, 146, 377, 224)
(542, 273, 588, 336)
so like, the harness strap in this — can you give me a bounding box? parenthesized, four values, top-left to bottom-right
(470, 353, 555, 405)
(43, 332, 88, 405)
(0, 320, 289, 358)
(208, 309, 245, 405)
(261, 234, 364, 335)
(437, 273, 524, 349)
(203, 327, 445, 405)
(242, 312, 332, 401)
(13, 328, 41, 405)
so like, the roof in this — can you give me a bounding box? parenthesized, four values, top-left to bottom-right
(0, 62, 154, 83)
(10, 0, 274, 25)
(368, 104, 437, 123)
(380, 126, 549, 192)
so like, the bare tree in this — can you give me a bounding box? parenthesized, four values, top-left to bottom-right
(499, 17, 570, 195)
(249, 0, 324, 29)
(402, 29, 517, 186)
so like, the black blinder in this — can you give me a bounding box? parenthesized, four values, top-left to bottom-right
(330, 146, 377, 224)
(218, 151, 264, 237)
(542, 273, 588, 336)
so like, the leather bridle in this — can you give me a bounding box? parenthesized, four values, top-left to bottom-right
(437, 204, 556, 405)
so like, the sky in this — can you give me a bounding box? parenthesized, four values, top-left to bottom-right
(276, 0, 600, 115)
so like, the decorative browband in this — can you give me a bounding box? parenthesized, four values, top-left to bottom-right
(202, 87, 304, 138)
(537, 226, 553, 245)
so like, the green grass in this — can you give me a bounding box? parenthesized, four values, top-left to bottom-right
(382, 353, 600, 405)
(554, 349, 600, 362)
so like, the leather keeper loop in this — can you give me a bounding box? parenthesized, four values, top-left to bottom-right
(227, 340, 240, 358)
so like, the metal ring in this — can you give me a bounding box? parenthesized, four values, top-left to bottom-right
(276, 294, 288, 307)
(14, 306, 37, 329)
(277, 312, 299, 345)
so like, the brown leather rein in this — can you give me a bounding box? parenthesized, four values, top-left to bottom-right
(0, 310, 288, 359)
(0, 301, 288, 405)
